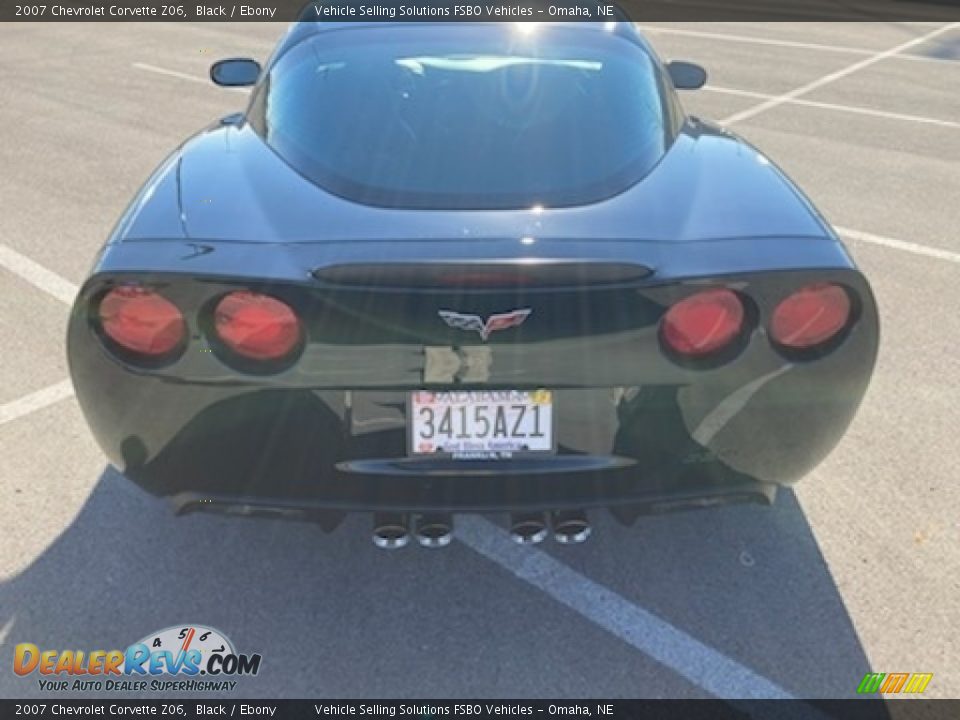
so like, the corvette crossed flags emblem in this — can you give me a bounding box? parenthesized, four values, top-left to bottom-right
(438, 308, 532, 342)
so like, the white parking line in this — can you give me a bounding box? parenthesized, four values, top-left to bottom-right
(132, 62, 249, 93)
(641, 25, 960, 67)
(721, 23, 960, 126)
(838, 227, 960, 265)
(0, 244, 79, 425)
(0, 244, 78, 306)
(133, 62, 209, 85)
(458, 516, 795, 699)
(0, 617, 14, 647)
(706, 85, 960, 130)
(0, 380, 75, 427)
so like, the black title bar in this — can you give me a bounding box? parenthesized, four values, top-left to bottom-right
(4, 0, 960, 21)
(4, 700, 960, 720)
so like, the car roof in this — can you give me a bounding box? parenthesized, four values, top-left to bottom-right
(267, 14, 654, 73)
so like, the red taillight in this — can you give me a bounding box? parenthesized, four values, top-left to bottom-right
(214, 291, 302, 361)
(98, 286, 185, 357)
(770, 283, 851, 349)
(661, 289, 745, 357)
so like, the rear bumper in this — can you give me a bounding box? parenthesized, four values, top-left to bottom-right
(72, 371, 858, 514)
(104, 385, 780, 513)
(169, 479, 777, 519)
(68, 262, 878, 517)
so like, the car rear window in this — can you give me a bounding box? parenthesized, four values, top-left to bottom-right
(250, 24, 670, 210)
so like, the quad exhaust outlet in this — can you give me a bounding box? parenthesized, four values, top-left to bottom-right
(509, 512, 549, 545)
(371, 509, 593, 549)
(414, 513, 454, 548)
(550, 509, 592, 544)
(372, 512, 410, 549)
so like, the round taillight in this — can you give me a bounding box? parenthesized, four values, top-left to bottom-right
(661, 289, 745, 358)
(98, 286, 185, 357)
(214, 291, 302, 361)
(770, 283, 851, 350)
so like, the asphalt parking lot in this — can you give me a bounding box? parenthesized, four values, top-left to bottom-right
(1, 20, 959, 700)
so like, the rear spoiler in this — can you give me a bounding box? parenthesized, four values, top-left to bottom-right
(311, 261, 653, 290)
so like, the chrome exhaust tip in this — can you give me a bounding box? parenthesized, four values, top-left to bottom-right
(551, 509, 591, 544)
(372, 512, 410, 550)
(509, 512, 549, 545)
(414, 514, 454, 548)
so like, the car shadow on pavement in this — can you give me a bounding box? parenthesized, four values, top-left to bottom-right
(1, 467, 872, 699)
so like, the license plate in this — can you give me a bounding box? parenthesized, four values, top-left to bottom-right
(409, 390, 555, 459)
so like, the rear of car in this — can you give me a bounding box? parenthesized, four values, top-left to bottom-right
(67, 22, 879, 544)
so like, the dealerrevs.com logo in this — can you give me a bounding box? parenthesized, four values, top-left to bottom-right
(13, 625, 261, 693)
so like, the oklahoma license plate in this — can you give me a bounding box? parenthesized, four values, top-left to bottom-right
(409, 390, 554, 459)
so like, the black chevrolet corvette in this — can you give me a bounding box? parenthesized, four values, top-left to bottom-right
(67, 19, 879, 548)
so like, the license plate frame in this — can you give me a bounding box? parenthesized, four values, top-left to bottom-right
(407, 389, 556, 460)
